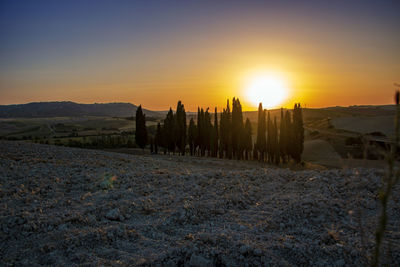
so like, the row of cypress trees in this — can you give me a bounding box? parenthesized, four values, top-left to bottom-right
(255, 103, 304, 163)
(136, 98, 304, 164)
(218, 98, 253, 160)
(153, 101, 187, 155)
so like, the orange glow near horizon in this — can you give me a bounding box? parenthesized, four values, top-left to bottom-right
(1, 63, 397, 112)
(2, 42, 397, 112)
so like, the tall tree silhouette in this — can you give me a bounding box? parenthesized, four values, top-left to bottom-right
(211, 107, 219, 157)
(164, 108, 175, 153)
(175, 101, 187, 155)
(150, 138, 154, 153)
(220, 100, 232, 159)
(155, 122, 163, 154)
(272, 116, 280, 164)
(244, 118, 252, 160)
(292, 103, 304, 163)
(197, 108, 204, 156)
(279, 108, 287, 163)
(232, 98, 244, 159)
(284, 110, 293, 161)
(135, 105, 147, 149)
(219, 110, 225, 158)
(266, 111, 273, 162)
(204, 108, 212, 156)
(256, 103, 266, 161)
(188, 118, 196, 156)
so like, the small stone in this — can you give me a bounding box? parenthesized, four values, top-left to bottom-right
(58, 224, 68, 231)
(105, 208, 121, 221)
(87, 214, 96, 224)
(334, 259, 345, 267)
(189, 254, 211, 267)
(240, 245, 250, 255)
(254, 248, 262, 256)
(107, 231, 114, 240)
(284, 241, 292, 249)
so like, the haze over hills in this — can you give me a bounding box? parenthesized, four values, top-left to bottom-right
(0, 101, 162, 118)
(0, 101, 396, 119)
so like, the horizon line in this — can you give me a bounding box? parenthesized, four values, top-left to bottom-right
(0, 100, 396, 112)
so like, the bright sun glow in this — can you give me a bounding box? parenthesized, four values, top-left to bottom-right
(245, 73, 289, 109)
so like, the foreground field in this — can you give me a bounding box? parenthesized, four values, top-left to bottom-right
(0, 141, 399, 266)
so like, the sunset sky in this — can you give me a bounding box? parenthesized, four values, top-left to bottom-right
(0, 0, 399, 111)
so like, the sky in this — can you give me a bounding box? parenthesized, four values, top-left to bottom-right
(0, 0, 399, 111)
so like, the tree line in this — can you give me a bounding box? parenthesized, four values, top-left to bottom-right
(134, 98, 304, 164)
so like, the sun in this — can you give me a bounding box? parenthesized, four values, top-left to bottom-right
(245, 73, 289, 109)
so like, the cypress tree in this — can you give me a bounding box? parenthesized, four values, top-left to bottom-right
(135, 105, 148, 150)
(292, 103, 304, 163)
(291, 104, 298, 161)
(299, 104, 304, 157)
(196, 108, 201, 156)
(211, 107, 219, 157)
(197, 108, 205, 156)
(253, 143, 258, 161)
(218, 111, 225, 158)
(164, 108, 175, 153)
(273, 116, 280, 164)
(155, 122, 163, 154)
(188, 118, 196, 156)
(220, 100, 232, 159)
(279, 108, 287, 163)
(204, 108, 212, 156)
(266, 111, 272, 162)
(176, 101, 187, 155)
(285, 110, 293, 161)
(256, 103, 266, 162)
(195, 107, 212, 157)
(150, 138, 154, 154)
(231, 98, 238, 158)
(232, 98, 244, 160)
(219, 110, 225, 158)
(244, 118, 252, 160)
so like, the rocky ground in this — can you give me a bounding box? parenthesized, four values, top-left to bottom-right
(0, 141, 399, 266)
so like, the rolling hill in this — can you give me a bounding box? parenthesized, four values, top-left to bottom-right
(0, 101, 162, 118)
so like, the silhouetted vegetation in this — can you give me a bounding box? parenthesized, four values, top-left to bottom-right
(244, 118, 252, 160)
(135, 105, 148, 149)
(220, 100, 232, 159)
(188, 118, 196, 156)
(291, 103, 305, 163)
(151, 98, 305, 165)
(255, 103, 266, 161)
(175, 101, 187, 155)
(211, 107, 219, 157)
(9, 98, 305, 164)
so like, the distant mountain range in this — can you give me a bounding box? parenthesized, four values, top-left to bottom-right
(0, 101, 395, 119)
(0, 101, 162, 118)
